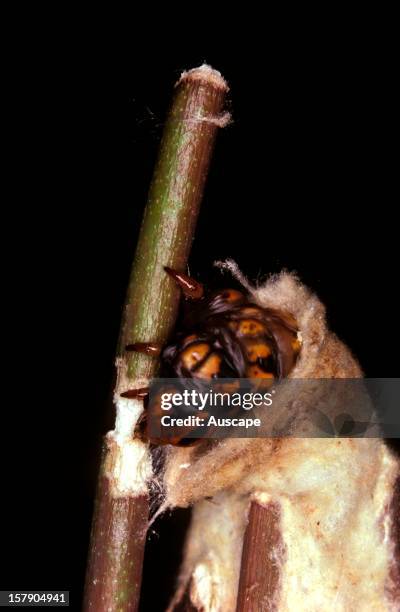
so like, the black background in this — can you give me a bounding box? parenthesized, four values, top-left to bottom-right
(3, 38, 398, 611)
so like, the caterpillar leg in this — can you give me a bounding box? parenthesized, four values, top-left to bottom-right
(164, 266, 204, 299)
(120, 387, 149, 399)
(125, 342, 161, 356)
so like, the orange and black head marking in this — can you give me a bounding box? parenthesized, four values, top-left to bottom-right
(161, 286, 300, 382)
(123, 268, 302, 445)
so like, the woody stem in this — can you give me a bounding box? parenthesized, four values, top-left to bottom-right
(83, 64, 229, 612)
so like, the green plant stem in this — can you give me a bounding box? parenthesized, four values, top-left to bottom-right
(122, 65, 229, 381)
(83, 64, 229, 612)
